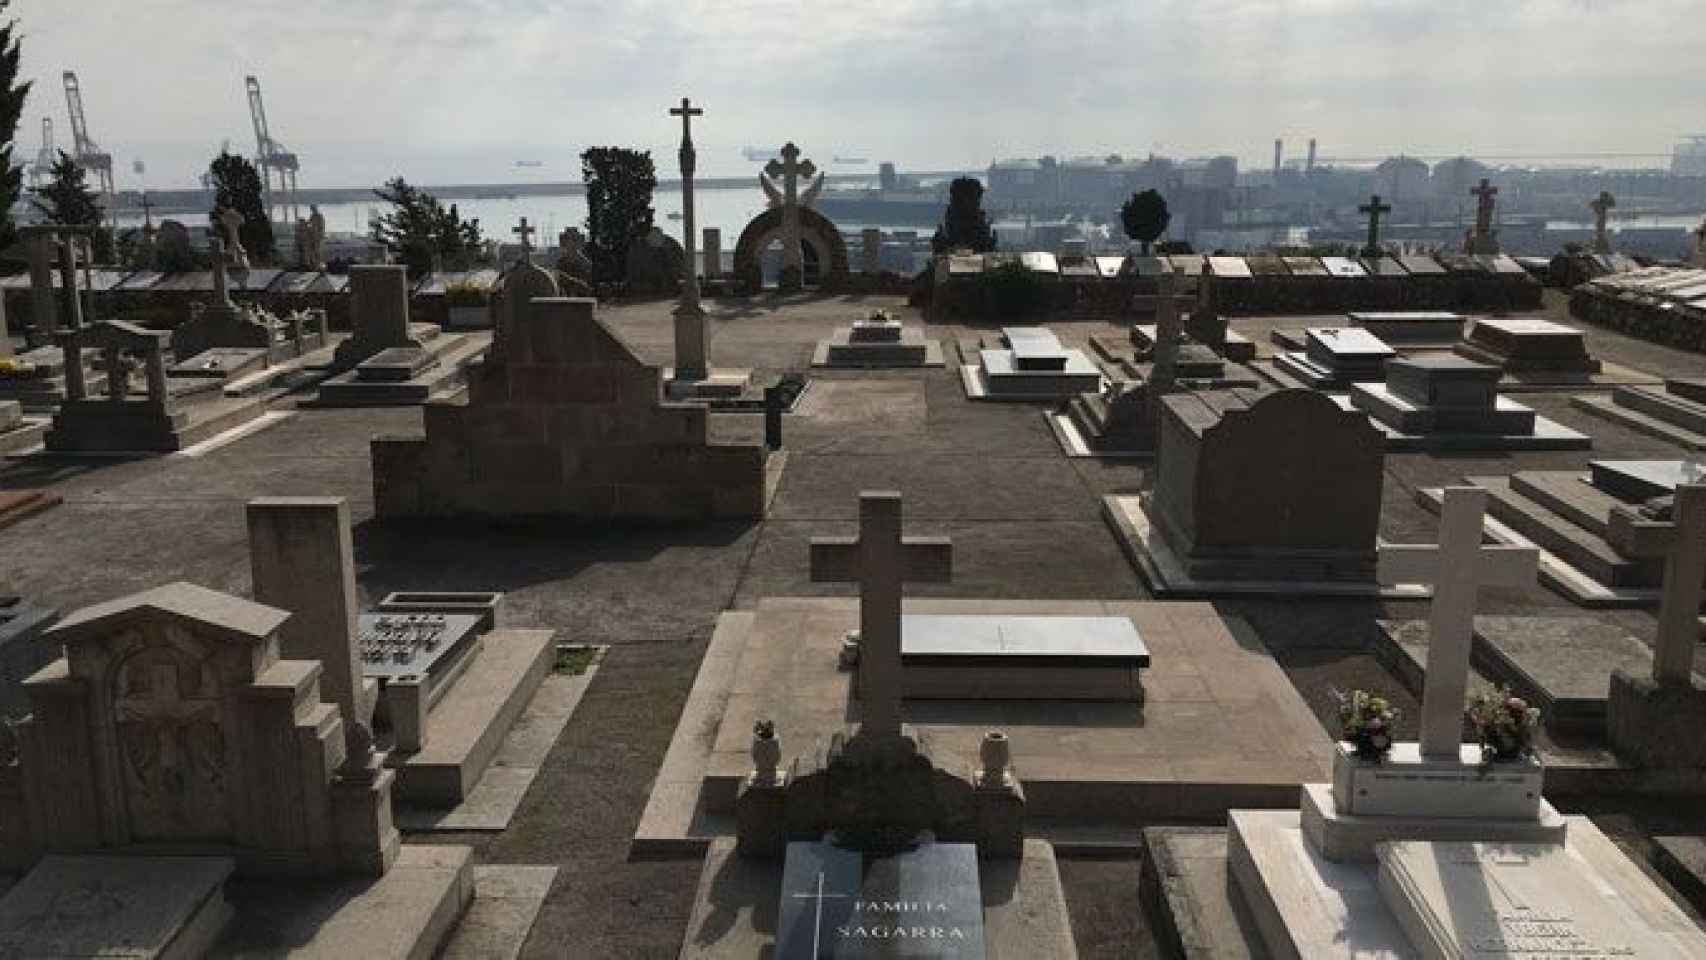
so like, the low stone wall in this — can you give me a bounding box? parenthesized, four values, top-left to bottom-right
(1571, 285, 1706, 353)
(927, 270, 1541, 324)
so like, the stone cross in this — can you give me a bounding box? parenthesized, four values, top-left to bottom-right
(218, 207, 249, 268)
(809, 491, 952, 739)
(1620, 483, 1706, 686)
(1359, 194, 1392, 255)
(1377, 487, 1538, 758)
(1590, 191, 1616, 254)
(1470, 178, 1497, 240)
(764, 142, 817, 289)
(670, 97, 708, 378)
(1149, 266, 1187, 400)
(512, 217, 537, 260)
(21, 228, 57, 334)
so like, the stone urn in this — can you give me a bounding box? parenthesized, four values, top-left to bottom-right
(979, 730, 1011, 788)
(751, 721, 781, 785)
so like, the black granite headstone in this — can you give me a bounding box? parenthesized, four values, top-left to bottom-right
(777, 840, 986, 958)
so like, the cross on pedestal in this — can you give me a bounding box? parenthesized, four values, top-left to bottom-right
(1358, 194, 1392, 255)
(1590, 191, 1616, 253)
(512, 216, 537, 261)
(810, 491, 952, 739)
(670, 97, 708, 371)
(1618, 483, 1706, 686)
(764, 142, 818, 285)
(209, 237, 231, 304)
(1150, 266, 1187, 399)
(1377, 487, 1538, 758)
(1470, 179, 1497, 233)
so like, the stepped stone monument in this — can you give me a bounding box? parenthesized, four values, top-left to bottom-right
(333, 265, 422, 368)
(372, 297, 779, 521)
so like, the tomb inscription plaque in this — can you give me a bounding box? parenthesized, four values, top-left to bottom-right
(777, 840, 987, 958)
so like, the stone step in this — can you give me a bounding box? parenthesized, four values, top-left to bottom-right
(1467, 474, 1659, 588)
(392, 629, 555, 806)
(1614, 385, 1706, 433)
(1068, 393, 1110, 438)
(1667, 378, 1706, 405)
(1508, 470, 1619, 539)
(1571, 393, 1706, 453)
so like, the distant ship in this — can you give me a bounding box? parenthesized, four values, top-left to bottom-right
(741, 147, 771, 162)
(833, 157, 867, 165)
(515, 160, 544, 168)
(666, 212, 683, 221)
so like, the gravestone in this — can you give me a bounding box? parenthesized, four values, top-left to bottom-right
(5, 581, 398, 877)
(1465, 178, 1500, 254)
(493, 257, 560, 366)
(372, 297, 775, 521)
(1149, 389, 1385, 583)
(1276, 326, 1395, 387)
(44, 320, 186, 453)
(333, 265, 421, 368)
(777, 841, 986, 959)
(1351, 356, 1558, 441)
(1458, 316, 1599, 373)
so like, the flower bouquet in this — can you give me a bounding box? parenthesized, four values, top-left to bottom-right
(1466, 686, 1541, 762)
(1334, 688, 1398, 761)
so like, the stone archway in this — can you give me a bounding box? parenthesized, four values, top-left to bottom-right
(731, 206, 850, 295)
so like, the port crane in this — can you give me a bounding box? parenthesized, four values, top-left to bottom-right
(62, 71, 116, 228)
(245, 75, 300, 223)
(27, 117, 53, 189)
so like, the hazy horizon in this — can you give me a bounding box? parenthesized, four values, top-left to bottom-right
(13, 0, 1703, 190)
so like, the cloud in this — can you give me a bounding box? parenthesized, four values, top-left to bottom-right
(12, 0, 1702, 187)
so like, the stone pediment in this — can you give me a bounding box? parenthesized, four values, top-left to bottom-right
(45, 581, 288, 650)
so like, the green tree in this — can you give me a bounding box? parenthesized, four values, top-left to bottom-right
(580, 146, 657, 284)
(0, 1, 30, 251)
(369, 176, 484, 277)
(206, 150, 275, 261)
(1119, 189, 1170, 254)
(29, 151, 112, 261)
(931, 177, 996, 254)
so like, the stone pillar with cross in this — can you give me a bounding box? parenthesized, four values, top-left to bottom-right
(1606, 483, 1706, 767)
(764, 142, 817, 291)
(512, 216, 537, 263)
(1377, 486, 1538, 757)
(1358, 194, 1392, 257)
(1590, 191, 1616, 254)
(1148, 266, 1188, 403)
(1467, 178, 1499, 254)
(670, 97, 708, 380)
(20, 226, 58, 335)
(809, 491, 952, 739)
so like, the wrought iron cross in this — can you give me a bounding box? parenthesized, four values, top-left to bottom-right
(1359, 194, 1392, 253)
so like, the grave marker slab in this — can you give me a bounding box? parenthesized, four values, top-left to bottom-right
(777, 841, 986, 959)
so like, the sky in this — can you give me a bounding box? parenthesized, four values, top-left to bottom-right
(11, 0, 1703, 190)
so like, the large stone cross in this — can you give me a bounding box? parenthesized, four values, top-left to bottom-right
(1359, 194, 1392, 255)
(1149, 266, 1186, 399)
(1619, 483, 1706, 686)
(1471, 179, 1498, 235)
(512, 216, 537, 259)
(809, 491, 952, 738)
(764, 142, 818, 287)
(1377, 487, 1538, 758)
(670, 97, 707, 360)
(1590, 191, 1616, 253)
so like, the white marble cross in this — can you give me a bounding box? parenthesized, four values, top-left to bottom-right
(810, 491, 952, 738)
(1619, 483, 1706, 686)
(1378, 487, 1538, 757)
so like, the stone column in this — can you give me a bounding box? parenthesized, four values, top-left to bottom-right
(144, 344, 169, 411)
(702, 228, 722, 281)
(24, 231, 56, 335)
(246, 497, 370, 746)
(862, 228, 882, 275)
(57, 236, 83, 331)
(1654, 484, 1706, 686)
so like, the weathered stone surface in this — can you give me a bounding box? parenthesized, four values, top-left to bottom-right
(1150, 389, 1384, 583)
(0, 854, 235, 960)
(333, 265, 420, 368)
(1459, 315, 1600, 372)
(371, 297, 774, 521)
(1606, 669, 1706, 768)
